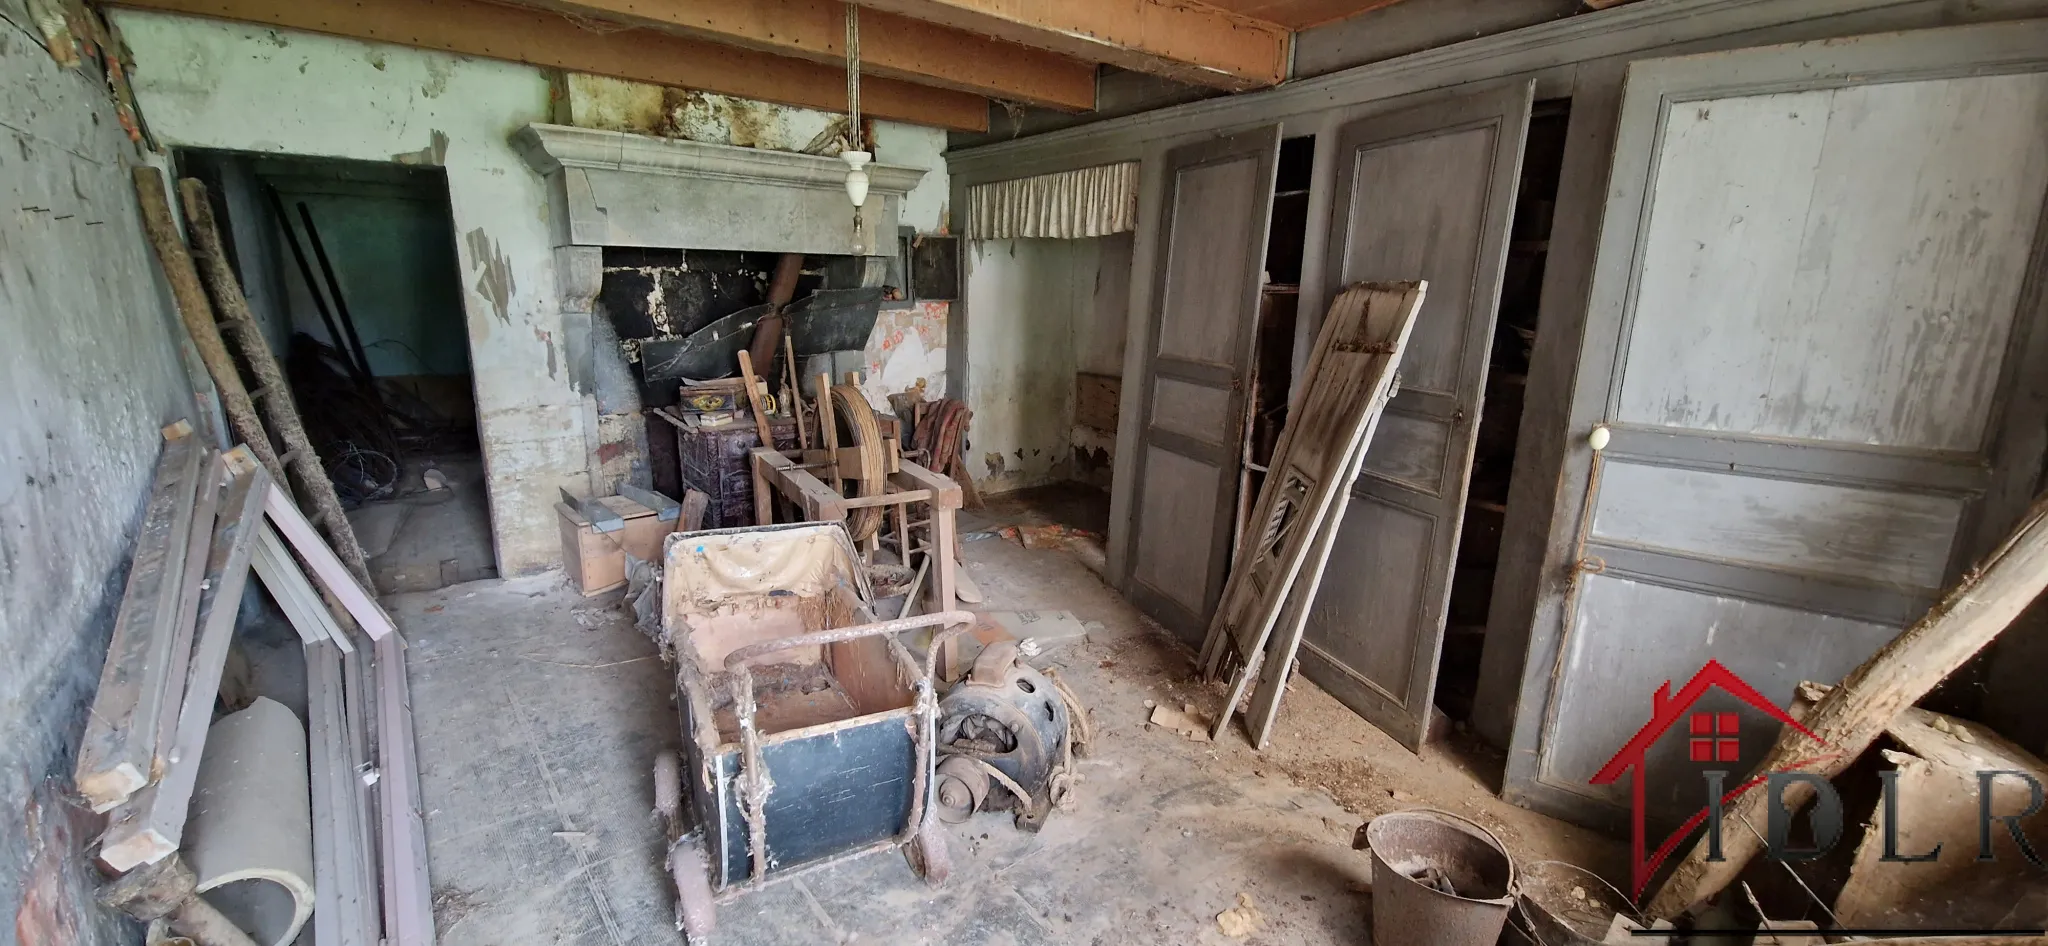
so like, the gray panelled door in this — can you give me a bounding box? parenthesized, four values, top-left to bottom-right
(1295, 83, 1533, 751)
(1504, 23, 2048, 830)
(1124, 127, 1281, 646)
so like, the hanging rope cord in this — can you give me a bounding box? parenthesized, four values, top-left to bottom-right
(845, 2, 861, 152)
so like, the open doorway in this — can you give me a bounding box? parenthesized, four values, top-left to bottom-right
(178, 150, 490, 593)
(1433, 99, 1571, 728)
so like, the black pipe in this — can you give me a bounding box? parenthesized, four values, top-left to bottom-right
(267, 185, 370, 388)
(295, 200, 378, 390)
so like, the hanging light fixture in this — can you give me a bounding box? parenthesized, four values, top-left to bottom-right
(841, 2, 871, 211)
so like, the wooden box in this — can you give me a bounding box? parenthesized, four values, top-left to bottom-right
(676, 416, 798, 530)
(557, 496, 676, 595)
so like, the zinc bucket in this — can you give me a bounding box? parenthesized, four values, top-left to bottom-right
(1365, 809, 1516, 946)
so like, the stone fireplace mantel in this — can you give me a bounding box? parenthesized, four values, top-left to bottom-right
(512, 123, 928, 258)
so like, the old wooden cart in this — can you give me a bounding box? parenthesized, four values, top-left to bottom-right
(648, 521, 971, 940)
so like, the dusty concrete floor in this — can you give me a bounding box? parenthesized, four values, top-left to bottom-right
(393, 484, 1622, 945)
(349, 454, 497, 594)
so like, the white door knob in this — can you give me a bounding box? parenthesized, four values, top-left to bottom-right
(1588, 425, 1611, 452)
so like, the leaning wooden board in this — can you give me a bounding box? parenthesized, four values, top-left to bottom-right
(1199, 282, 1424, 742)
(100, 456, 271, 869)
(265, 482, 394, 640)
(1241, 432, 1377, 748)
(76, 425, 207, 811)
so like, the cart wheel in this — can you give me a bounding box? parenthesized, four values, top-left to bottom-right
(904, 821, 951, 887)
(668, 835, 717, 940)
(653, 750, 682, 825)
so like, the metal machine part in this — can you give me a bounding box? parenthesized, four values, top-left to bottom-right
(933, 641, 1069, 830)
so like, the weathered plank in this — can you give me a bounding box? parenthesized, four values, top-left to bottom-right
(253, 523, 351, 654)
(264, 482, 395, 641)
(76, 426, 206, 811)
(307, 641, 378, 946)
(1242, 434, 1373, 748)
(148, 451, 224, 780)
(1203, 282, 1423, 743)
(1647, 488, 2048, 916)
(1198, 283, 1424, 678)
(99, 462, 272, 870)
(376, 633, 435, 946)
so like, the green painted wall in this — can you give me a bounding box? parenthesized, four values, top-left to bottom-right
(277, 184, 470, 377)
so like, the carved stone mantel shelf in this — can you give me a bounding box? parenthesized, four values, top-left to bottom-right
(512, 123, 928, 258)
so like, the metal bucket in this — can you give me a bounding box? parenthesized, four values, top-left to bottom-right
(1515, 860, 1632, 946)
(1366, 809, 1516, 946)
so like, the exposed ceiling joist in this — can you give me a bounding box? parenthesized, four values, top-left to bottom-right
(854, 0, 1290, 91)
(1198, 0, 1406, 31)
(107, 0, 991, 131)
(520, 0, 1097, 112)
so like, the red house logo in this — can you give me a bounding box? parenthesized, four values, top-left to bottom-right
(1590, 660, 1838, 899)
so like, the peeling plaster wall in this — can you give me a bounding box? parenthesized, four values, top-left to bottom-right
(2, 7, 194, 941)
(964, 235, 1132, 493)
(112, 11, 588, 574)
(553, 73, 952, 234)
(964, 239, 1090, 492)
(1070, 233, 1132, 490)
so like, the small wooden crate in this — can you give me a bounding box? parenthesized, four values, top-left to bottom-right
(557, 496, 676, 595)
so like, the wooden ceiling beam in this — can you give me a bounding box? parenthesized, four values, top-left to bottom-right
(855, 0, 1290, 91)
(107, 0, 991, 130)
(521, 0, 1097, 112)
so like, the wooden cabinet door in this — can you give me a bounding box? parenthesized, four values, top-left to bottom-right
(1503, 22, 2048, 831)
(1122, 127, 1281, 645)
(1297, 83, 1533, 751)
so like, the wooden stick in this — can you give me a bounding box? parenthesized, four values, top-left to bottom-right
(1647, 489, 2048, 917)
(783, 328, 809, 449)
(818, 372, 842, 496)
(182, 179, 374, 591)
(738, 349, 774, 449)
(134, 169, 289, 489)
(751, 451, 775, 527)
(682, 488, 710, 532)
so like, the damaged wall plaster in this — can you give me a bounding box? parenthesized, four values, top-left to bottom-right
(1, 8, 197, 940)
(1071, 233, 1132, 490)
(113, 10, 596, 575)
(965, 236, 1130, 494)
(112, 13, 959, 574)
(553, 72, 952, 235)
(547, 71, 957, 450)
